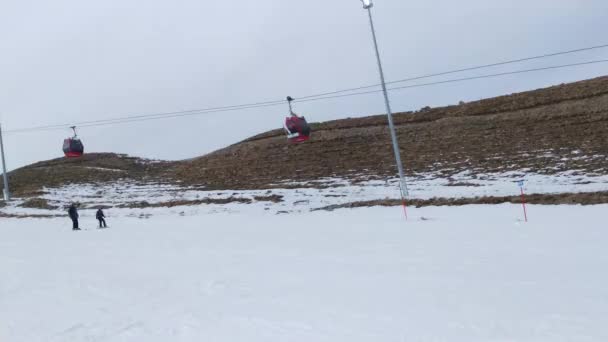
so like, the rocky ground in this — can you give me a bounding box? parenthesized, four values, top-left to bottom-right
(176, 76, 608, 189)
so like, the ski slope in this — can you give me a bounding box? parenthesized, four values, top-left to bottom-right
(2, 205, 608, 341)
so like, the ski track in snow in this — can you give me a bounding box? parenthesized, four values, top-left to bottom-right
(1, 205, 608, 341)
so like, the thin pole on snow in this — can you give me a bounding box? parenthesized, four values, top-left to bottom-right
(517, 180, 528, 222)
(360, 0, 409, 218)
(0, 123, 10, 201)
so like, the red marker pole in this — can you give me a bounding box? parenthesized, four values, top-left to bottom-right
(401, 198, 408, 220)
(518, 181, 528, 222)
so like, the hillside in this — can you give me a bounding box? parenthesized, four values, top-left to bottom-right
(3, 153, 177, 196)
(1, 76, 608, 213)
(178, 76, 608, 188)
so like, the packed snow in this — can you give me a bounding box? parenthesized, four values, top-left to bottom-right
(2, 204, 608, 341)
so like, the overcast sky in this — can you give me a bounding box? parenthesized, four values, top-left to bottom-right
(1, 0, 607, 170)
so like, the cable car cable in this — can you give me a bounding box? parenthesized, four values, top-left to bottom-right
(294, 59, 608, 104)
(294, 43, 608, 100)
(4, 51, 608, 134)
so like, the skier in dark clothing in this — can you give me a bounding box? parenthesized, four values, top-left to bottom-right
(96, 208, 107, 228)
(68, 203, 80, 230)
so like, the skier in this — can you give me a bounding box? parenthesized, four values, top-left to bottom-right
(68, 203, 80, 231)
(96, 208, 107, 228)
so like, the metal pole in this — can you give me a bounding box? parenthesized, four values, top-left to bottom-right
(287, 96, 294, 115)
(0, 123, 10, 201)
(364, 5, 409, 198)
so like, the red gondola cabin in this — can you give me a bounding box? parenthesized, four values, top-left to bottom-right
(63, 137, 84, 158)
(63, 126, 84, 158)
(283, 96, 311, 143)
(284, 116, 311, 143)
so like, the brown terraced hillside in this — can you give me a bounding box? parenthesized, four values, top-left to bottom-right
(3, 76, 608, 196)
(175, 76, 608, 188)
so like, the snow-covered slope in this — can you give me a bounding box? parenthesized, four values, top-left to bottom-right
(2, 205, 608, 341)
(2, 168, 608, 218)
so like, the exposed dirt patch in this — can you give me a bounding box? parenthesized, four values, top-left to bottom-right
(117, 197, 253, 209)
(0, 212, 61, 219)
(446, 181, 483, 187)
(19, 198, 58, 210)
(81, 204, 114, 210)
(313, 192, 608, 211)
(253, 195, 284, 203)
